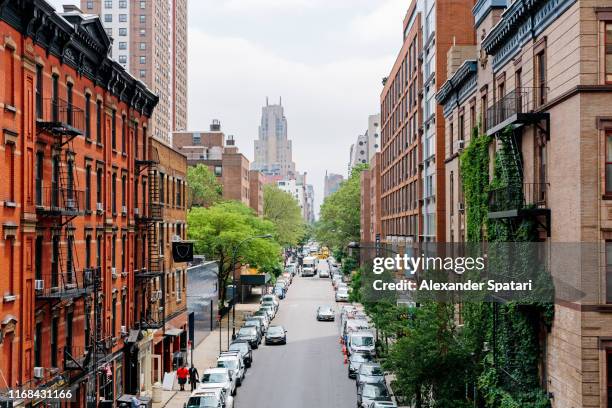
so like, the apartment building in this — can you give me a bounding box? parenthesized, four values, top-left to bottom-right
(366, 114, 382, 160)
(379, 1, 423, 246)
(437, 0, 612, 405)
(0, 2, 159, 405)
(80, 0, 188, 144)
(249, 170, 264, 216)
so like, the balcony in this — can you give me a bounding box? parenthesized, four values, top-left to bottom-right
(488, 182, 551, 235)
(35, 269, 96, 300)
(63, 346, 89, 371)
(134, 263, 163, 279)
(37, 98, 85, 139)
(135, 308, 165, 330)
(36, 186, 85, 217)
(485, 87, 550, 136)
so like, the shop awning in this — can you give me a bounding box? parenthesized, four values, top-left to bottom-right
(240, 273, 270, 286)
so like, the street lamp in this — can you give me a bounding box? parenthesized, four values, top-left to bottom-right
(230, 234, 273, 343)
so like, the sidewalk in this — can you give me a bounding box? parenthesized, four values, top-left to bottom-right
(153, 302, 261, 408)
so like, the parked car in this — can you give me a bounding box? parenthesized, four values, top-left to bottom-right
(347, 331, 376, 356)
(274, 286, 285, 299)
(282, 272, 293, 284)
(253, 310, 272, 326)
(335, 287, 349, 302)
(265, 325, 287, 345)
(356, 363, 385, 387)
(236, 326, 260, 349)
(260, 305, 276, 320)
(357, 382, 392, 408)
(261, 299, 278, 313)
(200, 368, 236, 397)
(243, 318, 264, 337)
(185, 385, 233, 408)
(260, 294, 280, 309)
(216, 352, 245, 386)
(247, 315, 269, 333)
(229, 341, 253, 368)
(316, 305, 335, 321)
(348, 352, 374, 378)
(318, 268, 330, 278)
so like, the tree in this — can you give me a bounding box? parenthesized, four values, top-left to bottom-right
(263, 185, 305, 246)
(187, 164, 223, 207)
(187, 201, 281, 305)
(316, 164, 367, 250)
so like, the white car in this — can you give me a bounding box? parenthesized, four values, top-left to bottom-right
(186, 385, 234, 408)
(336, 288, 349, 302)
(261, 294, 279, 309)
(200, 368, 237, 397)
(347, 330, 376, 356)
(318, 268, 330, 278)
(217, 353, 245, 386)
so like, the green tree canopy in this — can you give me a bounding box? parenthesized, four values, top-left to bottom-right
(187, 201, 281, 304)
(187, 164, 223, 207)
(263, 185, 305, 246)
(315, 164, 367, 250)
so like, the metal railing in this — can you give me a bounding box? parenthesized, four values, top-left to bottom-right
(35, 268, 96, 299)
(488, 182, 548, 213)
(37, 98, 85, 135)
(486, 87, 548, 132)
(36, 186, 85, 215)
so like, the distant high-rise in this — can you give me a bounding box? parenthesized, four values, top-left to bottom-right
(253, 98, 296, 178)
(324, 172, 344, 198)
(80, 0, 188, 145)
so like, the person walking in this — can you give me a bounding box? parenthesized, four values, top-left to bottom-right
(177, 364, 189, 391)
(189, 365, 200, 391)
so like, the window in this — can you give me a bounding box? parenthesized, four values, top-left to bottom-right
(104, 0, 112, 7)
(51, 317, 58, 367)
(105, 28, 112, 37)
(119, 14, 127, 22)
(119, 0, 127, 7)
(535, 50, 547, 106)
(139, 43, 146, 50)
(85, 235, 91, 268)
(85, 164, 91, 211)
(112, 234, 116, 269)
(139, 70, 146, 78)
(104, 14, 112, 22)
(119, 28, 127, 36)
(607, 241, 612, 302)
(121, 235, 126, 273)
(139, 29, 146, 36)
(4, 46, 15, 106)
(35, 151, 43, 206)
(139, 15, 146, 23)
(214, 166, 222, 177)
(51, 74, 58, 120)
(176, 270, 182, 301)
(140, 1, 146, 8)
(86, 0, 93, 9)
(112, 172, 117, 214)
(159, 173, 165, 204)
(96, 235, 102, 268)
(606, 133, 612, 195)
(139, 56, 146, 64)
(118, 55, 127, 64)
(606, 23, 612, 83)
(111, 109, 117, 149)
(450, 171, 454, 217)
(459, 114, 465, 141)
(34, 322, 42, 368)
(449, 121, 454, 156)
(97, 168, 103, 206)
(96, 100, 102, 143)
(121, 174, 127, 209)
(119, 42, 127, 50)
(85, 94, 91, 139)
(35, 65, 43, 118)
(122, 114, 127, 153)
(6, 142, 15, 203)
(112, 297, 117, 337)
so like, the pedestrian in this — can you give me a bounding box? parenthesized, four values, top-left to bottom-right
(177, 364, 189, 391)
(189, 365, 200, 391)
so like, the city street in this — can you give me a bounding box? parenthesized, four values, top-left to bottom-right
(234, 262, 357, 407)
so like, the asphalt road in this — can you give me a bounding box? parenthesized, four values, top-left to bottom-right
(234, 261, 356, 408)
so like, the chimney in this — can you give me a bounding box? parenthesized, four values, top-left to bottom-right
(210, 119, 221, 132)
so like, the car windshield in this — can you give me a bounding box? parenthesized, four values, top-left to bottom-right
(319, 307, 333, 314)
(186, 395, 218, 408)
(352, 336, 374, 347)
(268, 326, 284, 335)
(244, 320, 259, 327)
(217, 359, 238, 370)
(238, 327, 256, 336)
(352, 353, 372, 363)
(362, 365, 383, 376)
(362, 383, 389, 398)
(202, 373, 228, 383)
(338, 289, 348, 294)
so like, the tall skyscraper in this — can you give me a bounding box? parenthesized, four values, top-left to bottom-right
(253, 98, 296, 178)
(80, 0, 188, 145)
(324, 172, 344, 198)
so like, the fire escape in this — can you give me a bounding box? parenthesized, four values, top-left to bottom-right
(485, 87, 551, 237)
(35, 97, 107, 396)
(135, 148, 165, 330)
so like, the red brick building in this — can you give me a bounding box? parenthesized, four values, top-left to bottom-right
(0, 2, 158, 405)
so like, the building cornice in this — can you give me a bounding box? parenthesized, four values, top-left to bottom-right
(472, 0, 507, 27)
(0, 0, 158, 116)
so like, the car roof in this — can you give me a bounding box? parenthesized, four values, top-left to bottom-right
(191, 387, 222, 397)
(204, 368, 230, 374)
(217, 355, 239, 361)
(351, 330, 375, 337)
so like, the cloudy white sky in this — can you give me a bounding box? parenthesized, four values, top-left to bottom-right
(50, 0, 407, 216)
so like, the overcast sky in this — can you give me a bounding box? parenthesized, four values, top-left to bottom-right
(50, 0, 407, 216)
